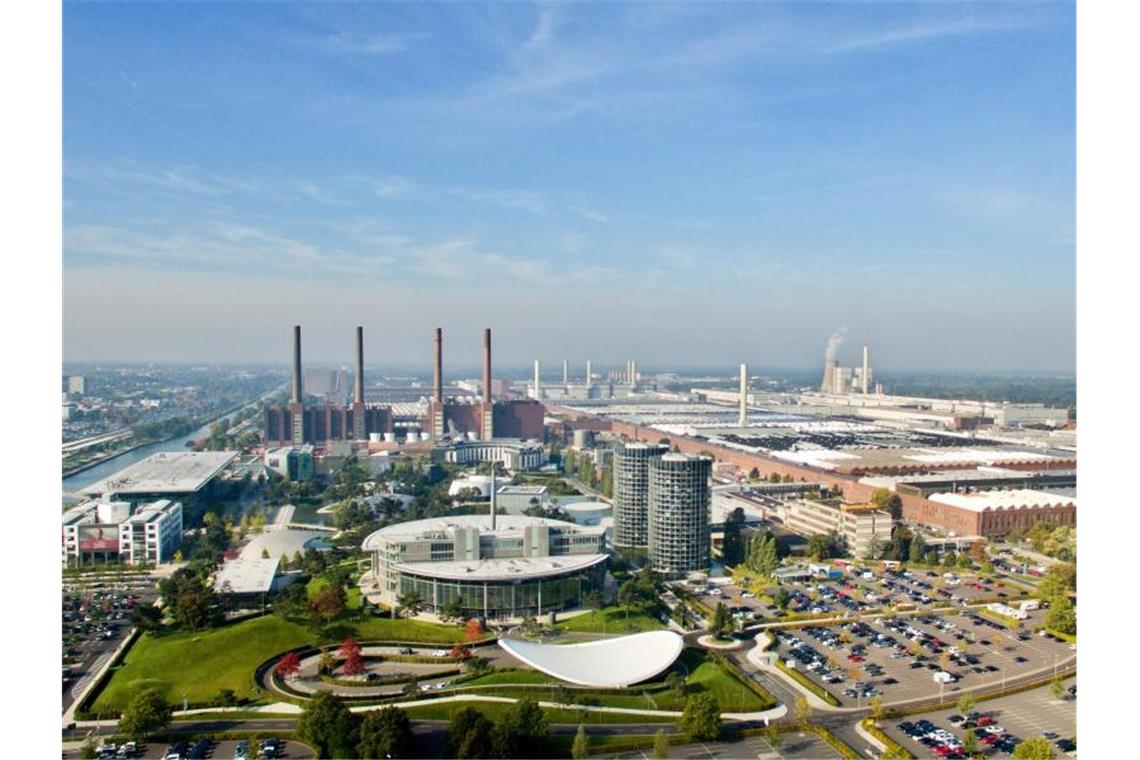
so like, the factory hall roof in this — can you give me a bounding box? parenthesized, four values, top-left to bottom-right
(928, 489, 1077, 513)
(83, 451, 237, 497)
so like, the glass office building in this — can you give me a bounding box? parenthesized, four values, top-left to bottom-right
(361, 514, 607, 621)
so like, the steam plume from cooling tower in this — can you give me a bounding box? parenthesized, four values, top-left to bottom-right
(825, 326, 849, 362)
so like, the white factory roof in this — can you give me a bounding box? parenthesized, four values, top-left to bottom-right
(394, 552, 607, 582)
(928, 489, 1077, 513)
(362, 514, 599, 550)
(498, 631, 684, 687)
(770, 449, 862, 469)
(83, 451, 237, 497)
(214, 556, 280, 595)
(902, 449, 1057, 465)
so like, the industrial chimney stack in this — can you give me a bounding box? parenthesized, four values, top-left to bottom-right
(533, 360, 541, 399)
(739, 363, 748, 428)
(291, 325, 303, 403)
(433, 328, 443, 404)
(482, 329, 492, 404)
(862, 345, 870, 395)
(354, 326, 365, 405)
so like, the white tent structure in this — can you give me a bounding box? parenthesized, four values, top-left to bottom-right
(498, 630, 684, 687)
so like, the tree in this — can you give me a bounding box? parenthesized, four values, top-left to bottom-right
(447, 706, 495, 759)
(869, 694, 884, 723)
(78, 736, 98, 760)
(957, 692, 976, 716)
(1011, 737, 1056, 759)
(1050, 677, 1067, 701)
(653, 728, 670, 759)
(357, 705, 413, 759)
(440, 595, 465, 623)
(273, 583, 309, 618)
(962, 730, 980, 759)
(450, 643, 473, 661)
(721, 509, 746, 566)
(275, 651, 301, 681)
(764, 723, 782, 751)
(465, 617, 486, 642)
(491, 697, 549, 758)
(748, 467, 760, 480)
(807, 534, 832, 561)
(1046, 594, 1076, 636)
(883, 746, 911, 760)
(679, 692, 721, 741)
(310, 585, 347, 623)
(297, 692, 358, 759)
(318, 652, 336, 676)
(665, 670, 685, 696)
(711, 601, 735, 640)
(340, 637, 364, 676)
(118, 686, 172, 740)
(871, 487, 903, 519)
(793, 696, 813, 732)
(398, 589, 424, 618)
(130, 603, 164, 632)
(571, 724, 590, 759)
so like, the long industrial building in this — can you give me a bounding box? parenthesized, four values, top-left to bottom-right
(264, 325, 544, 445)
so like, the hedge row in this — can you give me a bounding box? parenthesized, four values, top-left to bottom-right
(318, 667, 461, 688)
(772, 660, 841, 707)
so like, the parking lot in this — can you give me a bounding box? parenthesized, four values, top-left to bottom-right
(690, 563, 1033, 628)
(62, 578, 157, 713)
(885, 676, 1076, 758)
(65, 738, 314, 760)
(770, 608, 1075, 707)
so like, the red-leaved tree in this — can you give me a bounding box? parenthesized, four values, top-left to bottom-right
(339, 637, 364, 676)
(275, 651, 301, 681)
(465, 618, 484, 643)
(450, 643, 472, 661)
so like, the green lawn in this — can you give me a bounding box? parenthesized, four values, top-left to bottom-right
(460, 669, 558, 687)
(667, 650, 771, 712)
(552, 606, 665, 634)
(91, 615, 312, 713)
(91, 613, 472, 713)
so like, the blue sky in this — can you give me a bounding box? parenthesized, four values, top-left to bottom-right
(63, 1, 1075, 372)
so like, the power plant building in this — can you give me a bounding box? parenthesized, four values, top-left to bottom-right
(612, 441, 669, 549)
(647, 453, 712, 575)
(265, 325, 544, 445)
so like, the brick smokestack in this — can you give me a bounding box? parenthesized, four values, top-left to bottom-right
(291, 325, 303, 403)
(482, 328, 492, 404)
(354, 326, 365, 405)
(433, 327, 443, 403)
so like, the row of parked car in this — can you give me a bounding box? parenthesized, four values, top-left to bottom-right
(899, 714, 1025, 757)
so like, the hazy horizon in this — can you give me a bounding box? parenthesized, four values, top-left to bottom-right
(64, 2, 1075, 372)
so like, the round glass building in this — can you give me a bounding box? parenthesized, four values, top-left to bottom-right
(361, 514, 607, 621)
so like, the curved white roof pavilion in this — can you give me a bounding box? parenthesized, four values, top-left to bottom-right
(499, 630, 684, 688)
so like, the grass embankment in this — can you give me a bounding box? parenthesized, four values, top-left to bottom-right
(91, 613, 471, 713)
(552, 606, 666, 634)
(92, 615, 311, 713)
